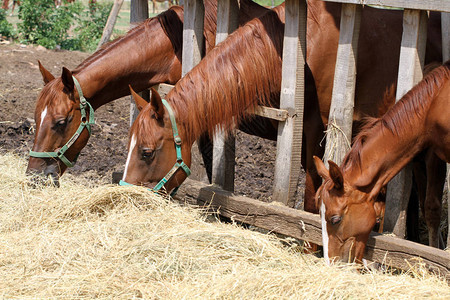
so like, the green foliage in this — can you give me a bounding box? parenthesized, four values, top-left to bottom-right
(17, 0, 111, 52)
(70, 1, 113, 52)
(0, 8, 15, 38)
(18, 0, 82, 49)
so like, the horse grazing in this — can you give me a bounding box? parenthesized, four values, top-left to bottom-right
(122, 1, 442, 212)
(26, 0, 269, 184)
(314, 61, 450, 264)
(121, 6, 285, 191)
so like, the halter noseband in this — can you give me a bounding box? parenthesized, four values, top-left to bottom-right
(29, 76, 95, 168)
(119, 99, 191, 197)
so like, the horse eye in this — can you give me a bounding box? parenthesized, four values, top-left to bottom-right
(376, 217, 382, 224)
(53, 119, 67, 129)
(141, 148, 155, 161)
(330, 215, 342, 225)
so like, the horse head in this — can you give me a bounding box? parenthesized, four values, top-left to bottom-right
(121, 87, 191, 194)
(313, 156, 378, 264)
(26, 62, 92, 186)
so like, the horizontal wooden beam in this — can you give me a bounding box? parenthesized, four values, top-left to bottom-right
(175, 179, 450, 279)
(321, 0, 450, 13)
(253, 106, 289, 121)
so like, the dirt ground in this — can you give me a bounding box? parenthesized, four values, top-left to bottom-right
(0, 42, 287, 201)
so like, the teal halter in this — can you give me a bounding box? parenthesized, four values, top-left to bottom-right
(119, 99, 191, 197)
(29, 76, 95, 168)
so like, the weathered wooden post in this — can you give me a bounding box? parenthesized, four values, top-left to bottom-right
(97, 0, 124, 50)
(384, 9, 428, 238)
(272, 0, 307, 207)
(322, 3, 361, 166)
(212, 0, 239, 192)
(182, 0, 208, 183)
(129, 0, 149, 126)
(442, 11, 450, 248)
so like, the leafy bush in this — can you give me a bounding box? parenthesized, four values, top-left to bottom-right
(17, 0, 112, 51)
(18, 0, 82, 49)
(70, 1, 113, 52)
(0, 8, 15, 38)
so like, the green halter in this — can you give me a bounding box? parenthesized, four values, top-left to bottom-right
(29, 76, 95, 168)
(119, 99, 191, 197)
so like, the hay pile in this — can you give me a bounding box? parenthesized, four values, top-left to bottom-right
(0, 153, 449, 299)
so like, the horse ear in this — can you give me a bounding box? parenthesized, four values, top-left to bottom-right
(61, 67, 74, 92)
(129, 85, 149, 111)
(150, 88, 164, 120)
(313, 156, 329, 180)
(38, 60, 55, 85)
(328, 160, 344, 191)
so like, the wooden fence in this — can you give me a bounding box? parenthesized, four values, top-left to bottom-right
(128, 0, 450, 278)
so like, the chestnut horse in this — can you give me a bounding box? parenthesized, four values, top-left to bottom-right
(26, 0, 269, 183)
(121, 1, 442, 212)
(313, 61, 450, 264)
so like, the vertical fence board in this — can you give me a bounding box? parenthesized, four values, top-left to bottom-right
(442, 11, 450, 248)
(272, 0, 307, 207)
(323, 3, 361, 166)
(182, 0, 208, 183)
(212, 0, 239, 191)
(129, 0, 149, 126)
(384, 9, 428, 238)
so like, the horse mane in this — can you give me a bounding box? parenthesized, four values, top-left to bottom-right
(157, 5, 285, 145)
(342, 60, 450, 171)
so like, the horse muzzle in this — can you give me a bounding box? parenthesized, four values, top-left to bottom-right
(26, 158, 62, 187)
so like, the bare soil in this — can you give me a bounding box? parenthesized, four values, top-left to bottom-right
(0, 42, 283, 201)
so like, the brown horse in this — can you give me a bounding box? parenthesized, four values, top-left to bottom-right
(313, 61, 450, 264)
(121, 1, 442, 210)
(26, 0, 269, 182)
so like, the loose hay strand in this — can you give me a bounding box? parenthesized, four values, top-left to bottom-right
(0, 152, 448, 299)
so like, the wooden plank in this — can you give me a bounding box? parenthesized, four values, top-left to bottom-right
(212, 0, 239, 192)
(443, 11, 450, 250)
(384, 9, 428, 238)
(443, 12, 450, 61)
(272, 0, 307, 207)
(182, 0, 205, 76)
(129, 0, 149, 126)
(97, 0, 124, 50)
(323, 3, 361, 166)
(321, 0, 450, 13)
(182, 0, 208, 183)
(175, 178, 450, 277)
(254, 106, 289, 122)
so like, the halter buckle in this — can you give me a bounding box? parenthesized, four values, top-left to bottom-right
(174, 135, 182, 145)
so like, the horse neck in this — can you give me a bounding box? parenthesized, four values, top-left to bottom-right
(342, 101, 435, 200)
(74, 17, 181, 110)
(166, 8, 284, 146)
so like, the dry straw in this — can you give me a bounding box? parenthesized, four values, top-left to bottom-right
(0, 152, 448, 299)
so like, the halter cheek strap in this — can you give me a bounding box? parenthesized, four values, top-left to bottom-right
(119, 99, 191, 197)
(29, 76, 95, 168)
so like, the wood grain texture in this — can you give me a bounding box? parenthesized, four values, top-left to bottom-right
(321, 0, 450, 13)
(272, 0, 307, 207)
(175, 178, 450, 279)
(323, 3, 361, 166)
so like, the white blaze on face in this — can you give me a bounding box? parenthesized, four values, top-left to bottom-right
(321, 200, 330, 265)
(122, 134, 137, 181)
(39, 106, 48, 128)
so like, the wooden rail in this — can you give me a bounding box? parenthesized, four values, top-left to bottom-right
(176, 179, 450, 279)
(321, 0, 450, 13)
